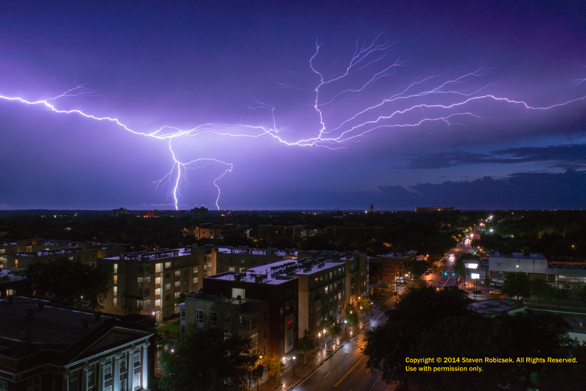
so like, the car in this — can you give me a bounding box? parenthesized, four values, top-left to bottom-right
(489, 290, 501, 295)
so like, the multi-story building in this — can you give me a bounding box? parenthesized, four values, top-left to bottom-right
(369, 251, 417, 284)
(297, 251, 369, 307)
(258, 225, 305, 242)
(326, 226, 383, 241)
(0, 296, 153, 391)
(2, 240, 128, 270)
(190, 224, 251, 241)
(180, 293, 270, 354)
(112, 207, 129, 217)
(100, 246, 214, 321)
(190, 207, 208, 219)
(202, 267, 298, 358)
(214, 247, 297, 276)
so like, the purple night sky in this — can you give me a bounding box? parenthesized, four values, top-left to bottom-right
(1, 1, 585, 211)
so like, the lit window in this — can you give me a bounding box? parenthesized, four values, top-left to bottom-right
(174, 304, 180, 314)
(113, 297, 117, 307)
(144, 276, 151, 283)
(165, 262, 171, 269)
(175, 270, 181, 277)
(174, 292, 181, 299)
(133, 373, 141, 389)
(137, 276, 143, 283)
(193, 277, 199, 284)
(134, 353, 141, 366)
(113, 275, 118, 284)
(113, 286, 118, 295)
(229, 266, 236, 272)
(196, 309, 204, 325)
(193, 267, 198, 273)
(113, 263, 118, 273)
(165, 283, 171, 290)
(174, 281, 180, 288)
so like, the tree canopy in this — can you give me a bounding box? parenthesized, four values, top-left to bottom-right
(158, 327, 263, 391)
(297, 329, 316, 365)
(26, 258, 109, 310)
(364, 285, 472, 386)
(501, 272, 531, 299)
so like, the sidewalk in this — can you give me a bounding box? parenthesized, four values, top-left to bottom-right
(257, 308, 385, 391)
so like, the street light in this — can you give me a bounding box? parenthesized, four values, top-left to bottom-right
(292, 356, 296, 376)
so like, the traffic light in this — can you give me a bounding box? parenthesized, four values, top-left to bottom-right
(444, 272, 447, 276)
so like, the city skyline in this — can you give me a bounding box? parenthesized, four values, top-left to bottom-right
(1, 1, 585, 210)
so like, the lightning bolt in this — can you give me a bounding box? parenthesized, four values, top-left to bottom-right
(1, 35, 585, 210)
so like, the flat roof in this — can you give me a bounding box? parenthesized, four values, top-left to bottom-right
(489, 252, 547, 260)
(217, 247, 297, 257)
(104, 247, 192, 261)
(468, 299, 525, 315)
(0, 296, 113, 348)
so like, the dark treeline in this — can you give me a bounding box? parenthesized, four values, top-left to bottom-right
(0, 210, 481, 255)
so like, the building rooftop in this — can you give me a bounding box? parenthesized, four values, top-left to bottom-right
(13, 247, 85, 257)
(104, 247, 192, 261)
(377, 251, 417, 258)
(208, 257, 344, 285)
(468, 299, 525, 316)
(489, 252, 547, 260)
(217, 246, 298, 257)
(0, 296, 113, 351)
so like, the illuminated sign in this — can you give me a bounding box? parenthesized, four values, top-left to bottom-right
(471, 273, 480, 279)
(465, 263, 478, 269)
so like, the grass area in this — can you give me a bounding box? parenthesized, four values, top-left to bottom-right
(157, 320, 181, 332)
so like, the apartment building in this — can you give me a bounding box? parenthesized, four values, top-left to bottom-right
(214, 247, 297, 275)
(202, 268, 298, 358)
(100, 246, 214, 321)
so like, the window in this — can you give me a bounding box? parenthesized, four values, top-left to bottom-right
(165, 272, 170, 279)
(175, 270, 181, 277)
(156, 263, 163, 273)
(174, 304, 180, 313)
(174, 291, 181, 299)
(113, 297, 117, 307)
(181, 307, 186, 320)
(210, 311, 217, 326)
(87, 369, 96, 387)
(134, 353, 141, 366)
(145, 288, 150, 296)
(196, 309, 204, 325)
(165, 261, 171, 268)
(240, 316, 250, 330)
(120, 357, 127, 373)
(104, 387, 112, 391)
(143, 299, 150, 310)
(193, 267, 198, 273)
(165, 283, 171, 290)
(104, 365, 113, 381)
(113, 286, 118, 295)
(144, 276, 151, 283)
(228, 266, 236, 272)
(224, 313, 231, 329)
(174, 281, 180, 288)
(113, 275, 118, 284)
(193, 277, 199, 284)
(165, 294, 170, 301)
(137, 276, 143, 283)
(251, 315, 257, 329)
(0, 380, 7, 391)
(251, 332, 258, 347)
(133, 373, 141, 389)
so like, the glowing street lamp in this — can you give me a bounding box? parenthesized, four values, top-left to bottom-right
(292, 356, 296, 376)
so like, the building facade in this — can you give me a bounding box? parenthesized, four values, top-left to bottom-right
(0, 296, 153, 391)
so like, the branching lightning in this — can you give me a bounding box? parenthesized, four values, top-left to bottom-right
(1, 35, 585, 210)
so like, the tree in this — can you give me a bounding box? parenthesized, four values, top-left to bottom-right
(297, 329, 316, 365)
(159, 327, 263, 391)
(577, 284, 586, 305)
(530, 279, 553, 307)
(552, 287, 571, 309)
(364, 285, 472, 387)
(410, 259, 430, 278)
(358, 297, 373, 316)
(501, 272, 532, 300)
(325, 318, 343, 341)
(344, 304, 359, 325)
(26, 258, 109, 311)
(266, 355, 285, 385)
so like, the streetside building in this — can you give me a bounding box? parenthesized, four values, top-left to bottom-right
(100, 246, 214, 321)
(369, 251, 417, 285)
(190, 224, 251, 241)
(180, 293, 270, 355)
(297, 251, 369, 307)
(202, 269, 298, 358)
(0, 296, 153, 391)
(489, 252, 586, 286)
